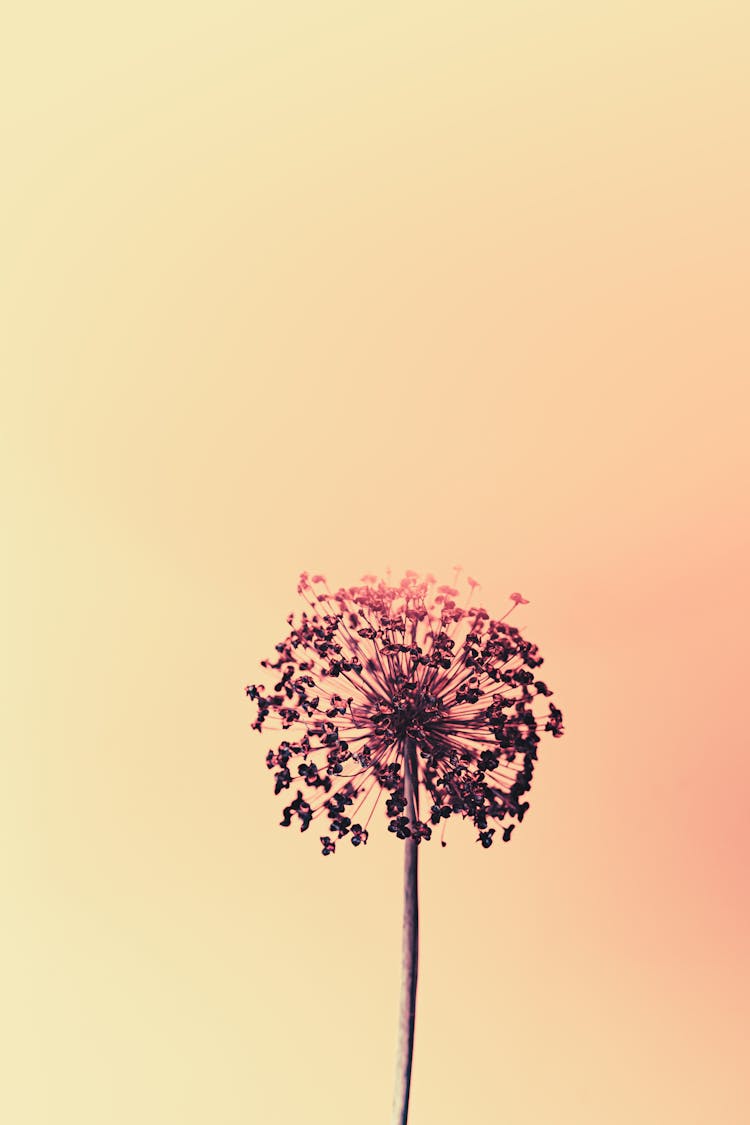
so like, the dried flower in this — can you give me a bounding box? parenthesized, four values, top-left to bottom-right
(246, 570, 563, 855)
(246, 569, 565, 1124)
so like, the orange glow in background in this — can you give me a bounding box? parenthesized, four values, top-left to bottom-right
(4, 3, 749, 1122)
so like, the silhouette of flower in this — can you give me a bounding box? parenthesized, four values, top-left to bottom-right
(246, 570, 563, 855)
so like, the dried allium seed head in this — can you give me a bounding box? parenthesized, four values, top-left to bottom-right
(246, 571, 564, 854)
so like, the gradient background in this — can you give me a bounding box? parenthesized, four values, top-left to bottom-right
(4, 3, 750, 1122)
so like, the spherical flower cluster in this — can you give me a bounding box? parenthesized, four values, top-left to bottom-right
(246, 571, 563, 855)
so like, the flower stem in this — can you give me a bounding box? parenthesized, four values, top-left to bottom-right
(392, 738, 419, 1125)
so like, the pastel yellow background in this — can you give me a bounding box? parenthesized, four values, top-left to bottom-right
(4, 3, 749, 1122)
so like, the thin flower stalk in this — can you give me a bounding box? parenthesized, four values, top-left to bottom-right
(392, 737, 419, 1125)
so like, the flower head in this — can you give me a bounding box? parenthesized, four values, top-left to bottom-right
(246, 570, 563, 854)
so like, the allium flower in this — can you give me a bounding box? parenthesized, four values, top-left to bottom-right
(246, 570, 563, 855)
(245, 569, 563, 1125)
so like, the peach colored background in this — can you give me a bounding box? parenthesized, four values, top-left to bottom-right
(4, 3, 749, 1123)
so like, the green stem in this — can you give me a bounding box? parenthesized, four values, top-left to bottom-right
(392, 738, 419, 1125)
